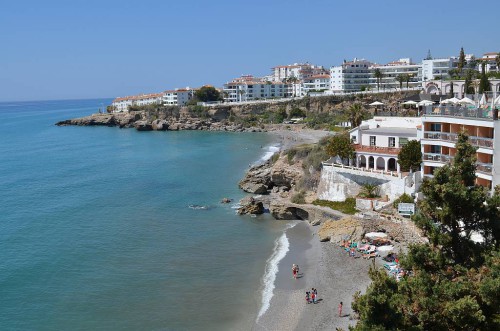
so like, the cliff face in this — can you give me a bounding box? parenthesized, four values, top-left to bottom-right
(56, 91, 418, 131)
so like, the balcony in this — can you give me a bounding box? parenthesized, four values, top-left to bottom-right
(423, 131, 493, 149)
(423, 153, 492, 175)
(354, 145, 400, 155)
(422, 105, 498, 121)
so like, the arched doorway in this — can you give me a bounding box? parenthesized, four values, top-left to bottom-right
(388, 158, 397, 171)
(358, 155, 367, 168)
(368, 156, 374, 169)
(376, 157, 385, 170)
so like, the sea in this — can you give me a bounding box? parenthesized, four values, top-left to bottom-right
(0, 99, 294, 330)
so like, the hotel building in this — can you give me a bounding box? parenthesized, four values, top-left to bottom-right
(223, 75, 287, 102)
(302, 74, 331, 94)
(330, 58, 372, 92)
(420, 105, 500, 190)
(368, 58, 421, 90)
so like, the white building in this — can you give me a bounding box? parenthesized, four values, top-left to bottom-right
(223, 75, 287, 102)
(423, 79, 500, 98)
(302, 74, 330, 94)
(163, 87, 195, 106)
(348, 117, 422, 174)
(369, 58, 421, 90)
(111, 93, 163, 112)
(330, 58, 372, 92)
(271, 63, 327, 82)
(478, 52, 499, 73)
(420, 104, 500, 191)
(421, 57, 460, 82)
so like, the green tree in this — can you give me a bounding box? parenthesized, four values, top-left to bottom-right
(404, 73, 412, 89)
(347, 103, 369, 128)
(458, 47, 466, 73)
(397, 140, 422, 172)
(395, 74, 405, 89)
(325, 132, 355, 164)
(449, 81, 454, 98)
(373, 68, 383, 91)
(479, 62, 491, 94)
(495, 53, 500, 72)
(351, 134, 500, 330)
(464, 70, 473, 94)
(195, 86, 222, 102)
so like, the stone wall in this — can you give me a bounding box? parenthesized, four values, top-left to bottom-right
(317, 164, 420, 202)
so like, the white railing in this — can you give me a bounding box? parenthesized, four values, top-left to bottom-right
(423, 131, 494, 148)
(322, 162, 399, 177)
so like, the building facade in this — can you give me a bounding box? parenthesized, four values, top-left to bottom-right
(420, 57, 459, 82)
(330, 58, 372, 92)
(223, 75, 287, 102)
(163, 88, 195, 106)
(368, 58, 421, 90)
(112, 93, 163, 112)
(346, 117, 421, 174)
(420, 105, 500, 190)
(302, 74, 330, 94)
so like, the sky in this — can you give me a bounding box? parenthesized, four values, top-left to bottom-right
(1, 0, 498, 102)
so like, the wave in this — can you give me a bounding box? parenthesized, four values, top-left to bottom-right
(257, 144, 281, 164)
(257, 222, 297, 320)
(188, 204, 214, 210)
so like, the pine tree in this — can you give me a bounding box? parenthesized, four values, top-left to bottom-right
(458, 47, 466, 73)
(479, 62, 491, 94)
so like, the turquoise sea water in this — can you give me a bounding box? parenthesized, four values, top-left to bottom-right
(0, 99, 289, 330)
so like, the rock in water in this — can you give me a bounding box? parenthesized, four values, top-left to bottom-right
(220, 198, 232, 204)
(237, 196, 264, 215)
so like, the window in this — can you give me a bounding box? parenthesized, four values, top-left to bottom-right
(399, 137, 409, 146)
(370, 136, 376, 146)
(351, 136, 357, 143)
(430, 145, 441, 154)
(430, 123, 441, 132)
(389, 137, 396, 147)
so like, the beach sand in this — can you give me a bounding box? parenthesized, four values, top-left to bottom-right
(266, 125, 334, 151)
(254, 223, 372, 331)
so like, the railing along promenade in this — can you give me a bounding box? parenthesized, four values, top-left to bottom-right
(322, 162, 399, 178)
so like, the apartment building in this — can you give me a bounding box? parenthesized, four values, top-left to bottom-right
(420, 57, 460, 82)
(223, 75, 287, 102)
(369, 58, 421, 90)
(271, 63, 327, 82)
(330, 58, 372, 92)
(163, 87, 195, 106)
(420, 104, 500, 190)
(112, 93, 163, 112)
(478, 52, 499, 73)
(302, 74, 330, 94)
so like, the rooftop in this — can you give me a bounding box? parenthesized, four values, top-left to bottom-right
(361, 127, 417, 137)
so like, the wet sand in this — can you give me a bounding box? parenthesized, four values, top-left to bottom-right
(254, 223, 372, 331)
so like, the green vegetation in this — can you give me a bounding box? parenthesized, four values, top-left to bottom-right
(289, 107, 306, 118)
(195, 86, 222, 102)
(348, 103, 370, 128)
(392, 193, 414, 208)
(291, 191, 306, 204)
(358, 183, 380, 199)
(479, 62, 491, 94)
(397, 140, 422, 172)
(270, 152, 280, 164)
(351, 133, 500, 330)
(325, 132, 355, 164)
(312, 198, 357, 215)
(373, 68, 383, 91)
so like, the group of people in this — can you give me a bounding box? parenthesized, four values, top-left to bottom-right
(305, 288, 318, 304)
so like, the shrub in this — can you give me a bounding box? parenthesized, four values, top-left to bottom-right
(392, 193, 414, 208)
(270, 152, 280, 164)
(358, 183, 380, 198)
(312, 198, 357, 215)
(291, 191, 306, 204)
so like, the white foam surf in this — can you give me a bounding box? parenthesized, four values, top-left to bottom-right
(257, 222, 297, 320)
(258, 144, 281, 163)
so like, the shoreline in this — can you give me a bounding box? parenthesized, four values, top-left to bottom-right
(254, 222, 372, 331)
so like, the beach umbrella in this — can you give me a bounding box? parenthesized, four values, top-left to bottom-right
(401, 100, 418, 105)
(459, 97, 475, 105)
(448, 97, 460, 103)
(369, 101, 384, 106)
(440, 98, 452, 104)
(418, 100, 433, 106)
(479, 94, 487, 106)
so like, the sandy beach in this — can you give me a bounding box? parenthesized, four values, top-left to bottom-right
(254, 222, 372, 331)
(266, 125, 334, 150)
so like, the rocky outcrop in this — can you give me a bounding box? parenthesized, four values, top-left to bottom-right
(238, 162, 273, 194)
(270, 159, 303, 189)
(237, 197, 264, 215)
(269, 201, 309, 220)
(317, 216, 363, 242)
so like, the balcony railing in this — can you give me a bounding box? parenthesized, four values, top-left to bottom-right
(422, 105, 498, 120)
(423, 153, 492, 175)
(354, 145, 401, 155)
(423, 131, 493, 149)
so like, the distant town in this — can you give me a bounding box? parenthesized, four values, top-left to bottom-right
(111, 49, 500, 112)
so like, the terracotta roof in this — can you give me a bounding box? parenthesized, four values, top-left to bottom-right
(307, 74, 330, 79)
(484, 52, 499, 55)
(113, 93, 163, 102)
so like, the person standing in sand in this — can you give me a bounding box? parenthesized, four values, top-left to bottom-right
(338, 302, 343, 317)
(292, 264, 297, 279)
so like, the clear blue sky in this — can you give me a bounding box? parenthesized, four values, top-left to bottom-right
(1, 0, 498, 101)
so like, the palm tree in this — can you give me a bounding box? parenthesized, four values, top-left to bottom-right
(348, 103, 366, 128)
(405, 74, 412, 89)
(395, 74, 405, 90)
(238, 89, 246, 102)
(373, 68, 383, 91)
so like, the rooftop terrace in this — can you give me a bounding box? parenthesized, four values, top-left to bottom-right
(422, 105, 499, 121)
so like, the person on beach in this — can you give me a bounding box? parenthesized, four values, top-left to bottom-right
(292, 264, 297, 279)
(338, 302, 343, 317)
(311, 291, 316, 304)
(305, 292, 310, 304)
